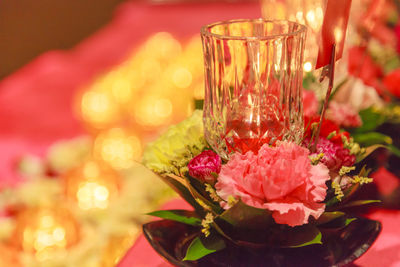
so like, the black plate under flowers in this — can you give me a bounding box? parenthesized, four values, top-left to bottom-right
(143, 217, 381, 267)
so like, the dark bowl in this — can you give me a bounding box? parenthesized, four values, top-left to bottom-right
(143, 217, 381, 267)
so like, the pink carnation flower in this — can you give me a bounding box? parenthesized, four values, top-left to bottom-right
(326, 101, 362, 128)
(303, 90, 319, 118)
(305, 138, 355, 172)
(215, 142, 330, 227)
(188, 150, 221, 183)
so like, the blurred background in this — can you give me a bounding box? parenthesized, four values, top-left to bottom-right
(0, 0, 125, 79)
(0, 1, 262, 265)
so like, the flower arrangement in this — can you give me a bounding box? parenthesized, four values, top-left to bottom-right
(143, 105, 382, 265)
(139, 13, 390, 266)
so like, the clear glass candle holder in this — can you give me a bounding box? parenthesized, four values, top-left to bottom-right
(201, 19, 306, 159)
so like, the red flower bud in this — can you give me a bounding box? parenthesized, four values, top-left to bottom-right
(188, 150, 221, 183)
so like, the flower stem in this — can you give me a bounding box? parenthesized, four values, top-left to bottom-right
(312, 44, 337, 153)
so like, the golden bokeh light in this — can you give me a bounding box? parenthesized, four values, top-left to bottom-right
(63, 159, 121, 210)
(144, 32, 182, 60)
(111, 78, 133, 104)
(134, 94, 174, 127)
(172, 67, 193, 88)
(78, 32, 203, 138)
(304, 61, 313, 72)
(154, 98, 173, 118)
(94, 128, 141, 170)
(140, 59, 162, 82)
(81, 91, 119, 129)
(12, 206, 80, 260)
(76, 182, 110, 210)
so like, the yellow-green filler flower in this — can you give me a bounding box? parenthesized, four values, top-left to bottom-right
(142, 110, 206, 176)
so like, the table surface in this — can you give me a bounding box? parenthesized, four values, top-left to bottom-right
(0, 1, 399, 266)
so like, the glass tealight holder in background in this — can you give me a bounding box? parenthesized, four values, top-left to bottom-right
(201, 19, 306, 159)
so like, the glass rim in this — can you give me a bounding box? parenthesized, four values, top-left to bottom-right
(200, 19, 307, 41)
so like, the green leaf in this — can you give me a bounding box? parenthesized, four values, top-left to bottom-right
(316, 211, 345, 225)
(352, 132, 393, 147)
(183, 236, 226, 261)
(183, 237, 215, 261)
(356, 144, 385, 163)
(160, 175, 204, 215)
(280, 225, 323, 248)
(219, 201, 273, 230)
(387, 144, 400, 157)
(289, 231, 322, 248)
(352, 108, 387, 133)
(344, 218, 357, 226)
(384, 56, 400, 73)
(319, 216, 358, 230)
(356, 144, 400, 163)
(184, 176, 222, 214)
(326, 183, 360, 208)
(147, 210, 201, 226)
(214, 201, 323, 248)
(358, 165, 371, 177)
(338, 200, 381, 209)
(210, 201, 274, 245)
(303, 73, 317, 89)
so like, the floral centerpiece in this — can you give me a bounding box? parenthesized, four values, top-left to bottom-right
(142, 18, 382, 266)
(142, 109, 381, 266)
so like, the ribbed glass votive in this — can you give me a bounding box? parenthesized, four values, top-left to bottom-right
(201, 19, 306, 159)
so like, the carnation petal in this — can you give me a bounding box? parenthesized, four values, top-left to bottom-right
(264, 200, 326, 227)
(308, 163, 330, 202)
(216, 141, 330, 226)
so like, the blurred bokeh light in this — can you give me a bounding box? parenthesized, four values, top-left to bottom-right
(63, 159, 121, 210)
(77, 32, 204, 160)
(12, 206, 80, 261)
